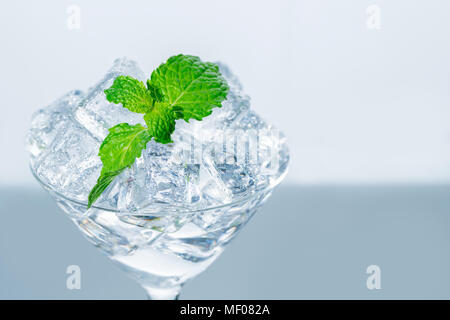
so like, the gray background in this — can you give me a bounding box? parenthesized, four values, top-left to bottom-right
(1, 0, 450, 299)
(1, 185, 450, 299)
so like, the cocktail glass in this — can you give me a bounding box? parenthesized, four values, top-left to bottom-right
(31, 165, 287, 300)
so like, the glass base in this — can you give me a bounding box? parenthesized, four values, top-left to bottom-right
(143, 285, 182, 300)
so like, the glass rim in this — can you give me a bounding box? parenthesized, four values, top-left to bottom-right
(30, 164, 286, 215)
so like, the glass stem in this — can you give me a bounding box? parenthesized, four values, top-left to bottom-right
(143, 285, 182, 300)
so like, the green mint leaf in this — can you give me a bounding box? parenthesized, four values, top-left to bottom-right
(150, 54, 229, 122)
(146, 80, 164, 102)
(143, 104, 176, 144)
(99, 123, 151, 172)
(88, 168, 124, 208)
(104, 76, 153, 114)
(87, 123, 151, 208)
(171, 105, 184, 119)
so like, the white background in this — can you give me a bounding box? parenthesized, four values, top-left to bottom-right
(1, 0, 449, 186)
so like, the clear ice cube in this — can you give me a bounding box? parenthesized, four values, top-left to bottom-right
(26, 90, 84, 161)
(115, 141, 202, 214)
(73, 58, 146, 141)
(35, 119, 101, 200)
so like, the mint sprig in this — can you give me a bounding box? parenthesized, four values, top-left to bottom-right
(87, 54, 229, 208)
(150, 55, 229, 121)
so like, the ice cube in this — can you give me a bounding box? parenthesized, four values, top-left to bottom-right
(116, 161, 153, 213)
(73, 58, 146, 140)
(143, 143, 186, 204)
(115, 140, 199, 213)
(216, 62, 243, 92)
(233, 109, 268, 131)
(26, 90, 83, 161)
(214, 163, 254, 194)
(35, 119, 101, 200)
(203, 86, 250, 130)
(184, 164, 201, 204)
(199, 150, 233, 205)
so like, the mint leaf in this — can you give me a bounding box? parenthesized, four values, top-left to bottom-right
(143, 104, 176, 144)
(87, 123, 151, 208)
(104, 76, 153, 114)
(88, 168, 124, 208)
(99, 123, 151, 172)
(150, 54, 229, 122)
(146, 80, 164, 102)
